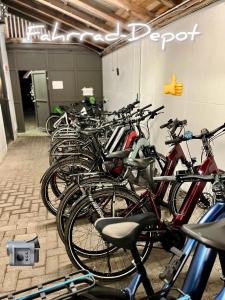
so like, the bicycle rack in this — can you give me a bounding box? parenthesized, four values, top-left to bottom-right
(0, 270, 95, 300)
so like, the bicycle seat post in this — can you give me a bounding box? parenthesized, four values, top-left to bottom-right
(130, 245, 154, 297)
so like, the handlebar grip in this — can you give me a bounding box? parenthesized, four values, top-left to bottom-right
(140, 104, 152, 111)
(134, 100, 140, 105)
(160, 119, 173, 129)
(127, 100, 140, 110)
(152, 105, 165, 114)
(208, 123, 225, 137)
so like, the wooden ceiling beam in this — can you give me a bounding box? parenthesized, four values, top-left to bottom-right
(7, 7, 41, 24)
(68, 0, 128, 30)
(3, 0, 105, 51)
(11, 0, 93, 33)
(159, 0, 174, 8)
(7, 0, 108, 47)
(103, 0, 154, 20)
(36, 0, 112, 33)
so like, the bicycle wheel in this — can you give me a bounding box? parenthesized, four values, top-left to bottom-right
(46, 115, 60, 135)
(41, 157, 95, 215)
(64, 187, 153, 280)
(56, 175, 116, 243)
(168, 181, 215, 223)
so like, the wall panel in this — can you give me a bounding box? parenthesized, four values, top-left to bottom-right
(102, 1, 225, 169)
(7, 44, 102, 132)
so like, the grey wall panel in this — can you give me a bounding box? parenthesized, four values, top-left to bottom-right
(8, 52, 15, 70)
(10, 70, 24, 132)
(76, 70, 102, 99)
(48, 70, 76, 102)
(10, 70, 21, 104)
(14, 51, 47, 70)
(76, 54, 102, 70)
(7, 44, 103, 131)
(14, 102, 25, 132)
(47, 52, 74, 70)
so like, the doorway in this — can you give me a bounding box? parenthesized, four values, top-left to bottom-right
(18, 70, 50, 134)
(19, 70, 35, 132)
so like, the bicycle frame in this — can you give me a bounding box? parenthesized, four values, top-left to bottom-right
(155, 143, 188, 202)
(163, 200, 225, 299)
(173, 153, 219, 226)
(124, 200, 225, 300)
(135, 143, 189, 223)
(53, 112, 69, 128)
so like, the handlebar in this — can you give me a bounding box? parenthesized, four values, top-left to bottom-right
(202, 123, 225, 138)
(138, 105, 164, 122)
(165, 137, 183, 145)
(153, 173, 225, 183)
(151, 105, 165, 115)
(165, 122, 225, 145)
(139, 104, 152, 111)
(160, 119, 173, 129)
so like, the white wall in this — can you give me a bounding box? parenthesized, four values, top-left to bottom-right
(103, 1, 225, 169)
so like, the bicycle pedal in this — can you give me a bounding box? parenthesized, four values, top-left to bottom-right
(159, 247, 184, 283)
(170, 247, 183, 257)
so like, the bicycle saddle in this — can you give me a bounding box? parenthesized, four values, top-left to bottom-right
(182, 219, 225, 251)
(95, 213, 157, 250)
(81, 128, 101, 136)
(124, 157, 154, 169)
(105, 149, 131, 159)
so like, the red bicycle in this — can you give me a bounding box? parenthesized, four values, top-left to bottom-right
(64, 119, 206, 280)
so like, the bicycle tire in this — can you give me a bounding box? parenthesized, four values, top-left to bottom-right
(41, 157, 95, 215)
(56, 175, 116, 243)
(168, 181, 214, 222)
(64, 187, 153, 280)
(46, 115, 60, 135)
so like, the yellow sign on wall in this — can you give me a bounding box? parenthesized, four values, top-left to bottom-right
(164, 75, 183, 96)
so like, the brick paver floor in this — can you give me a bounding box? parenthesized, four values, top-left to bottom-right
(0, 136, 74, 296)
(0, 136, 222, 298)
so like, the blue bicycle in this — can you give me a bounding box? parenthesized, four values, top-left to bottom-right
(1, 173, 225, 300)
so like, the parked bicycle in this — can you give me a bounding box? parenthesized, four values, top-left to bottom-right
(63, 122, 225, 279)
(41, 104, 165, 216)
(3, 173, 225, 300)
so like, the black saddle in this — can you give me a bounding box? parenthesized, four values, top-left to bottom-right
(182, 218, 225, 251)
(105, 149, 131, 160)
(124, 157, 154, 169)
(95, 213, 157, 250)
(81, 128, 102, 136)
